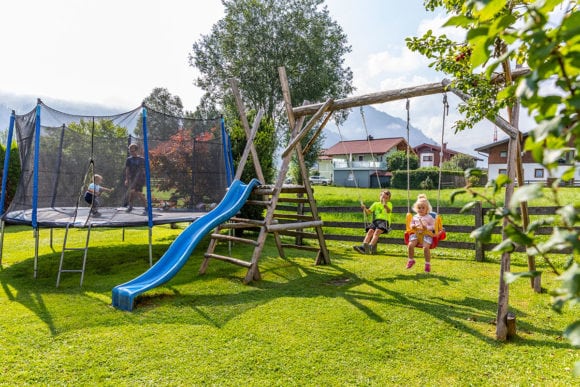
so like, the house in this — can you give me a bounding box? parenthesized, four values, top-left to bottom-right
(474, 133, 578, 184)
(414, 142, 481, 168)
(415, 143, 455, 167)
(320, 136, 413, 188)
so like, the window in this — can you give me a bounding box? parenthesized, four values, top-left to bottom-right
(423, 155, 433, 161)
(358, 155, 364, 161)
(534, 169, 544, 178)
(499, 169, 507, 175)
(499, 151, 507, 158)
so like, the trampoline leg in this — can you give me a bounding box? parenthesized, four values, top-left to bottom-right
(0, 220, 4, 266)
(34, 228, 39, 279)
(148, 227, 153, 266)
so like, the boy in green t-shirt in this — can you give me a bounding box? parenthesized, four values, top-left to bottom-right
(353, 190, 393, 254)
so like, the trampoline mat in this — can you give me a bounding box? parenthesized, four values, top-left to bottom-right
(4, 206, 206, 227)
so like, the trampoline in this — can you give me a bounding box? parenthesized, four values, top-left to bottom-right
(0, 100, 234, 278)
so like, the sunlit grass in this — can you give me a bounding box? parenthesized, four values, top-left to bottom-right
(0, 186, 577, 384)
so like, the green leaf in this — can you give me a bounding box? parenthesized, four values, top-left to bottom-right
(504, 270, 542, 284)
(564, 321, 580, 347)
(505, 224, 534, 246)
(471, 220, 498, 243)
(478, 0, 507, 21)
(460, 201, 478, 213)
(492, 238, 515, 253)
(509, 184, 543, 211)
(557, 205, 578, 227)
(450, 189, 467, 204)
(443, 15, 472, 27)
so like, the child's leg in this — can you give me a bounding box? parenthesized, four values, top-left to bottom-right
(370, 229, 383, 246)
(424, 245, 431, 263)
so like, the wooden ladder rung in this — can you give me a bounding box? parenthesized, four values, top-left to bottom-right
(210, 233, 259, 246)
(203, 253, 252, 268)
(273, 213, 314, 221)
(267, 220, 323, 232)
(280, 243, 320, 252)
(245, 200, 272, 206)
(276, 197, 310, 204)
(229, 217, 267, 226)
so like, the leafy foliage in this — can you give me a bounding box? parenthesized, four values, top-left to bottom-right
(414, 0, 579, 368)
(138, 87, 185, 139)
(189, 0, 354, 176)
(441, 153, 477, 171)
(386, 150, 419, 171)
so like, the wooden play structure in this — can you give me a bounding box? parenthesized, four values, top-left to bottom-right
(200, 66, 533, 304)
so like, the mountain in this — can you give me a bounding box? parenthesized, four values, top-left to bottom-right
(321, 105, 436, 149)
(1, 93, 436, 151)
(0, 92, 131, 134)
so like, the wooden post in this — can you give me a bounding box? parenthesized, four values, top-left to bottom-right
(474, 201, 485, 262)
(506, 312, 517, 339)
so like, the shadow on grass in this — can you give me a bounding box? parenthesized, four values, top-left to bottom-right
(0, 238, 568, 350)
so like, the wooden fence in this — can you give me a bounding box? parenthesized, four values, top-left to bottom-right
(277, 204, 563, 261)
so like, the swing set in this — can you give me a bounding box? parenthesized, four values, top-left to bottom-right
(332, 92, 449, 249)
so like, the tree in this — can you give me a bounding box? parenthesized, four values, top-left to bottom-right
(138, 88, 185, 139)
(387, 150, 419, 171)
(441, 153, 476, 171)
(409, 0, 579, 363)
(189, 0, 353, 182)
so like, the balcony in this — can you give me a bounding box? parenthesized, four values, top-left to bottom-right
(333, 160, 387, 169)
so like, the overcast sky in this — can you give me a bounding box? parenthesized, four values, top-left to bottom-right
(0, 0, 535, 156)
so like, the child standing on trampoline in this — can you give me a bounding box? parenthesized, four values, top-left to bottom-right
(406, 194, 436, 272)
(84, 174, 112, 216)
(353, 190, 392, 255)
(125, 143, 147, 212)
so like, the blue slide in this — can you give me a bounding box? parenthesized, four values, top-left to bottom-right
(112, 179, 261, 311)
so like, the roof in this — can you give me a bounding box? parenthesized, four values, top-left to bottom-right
(474, 132, 530, 153)
(414, 142, 483, 161)
(324, 137, 409, 156)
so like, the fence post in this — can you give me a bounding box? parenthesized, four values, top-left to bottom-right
(474, 201, 484, 262)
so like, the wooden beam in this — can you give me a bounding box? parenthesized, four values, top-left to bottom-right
(292, 67, 531, 118)
(229, 78, 265, 183)
(282, 98, 333, 158)
(293, 81, 446, 117)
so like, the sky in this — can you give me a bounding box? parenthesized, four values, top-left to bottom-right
(0, 0, 529, 157)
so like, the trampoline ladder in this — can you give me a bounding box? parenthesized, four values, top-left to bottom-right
(56, 223, 92, 287)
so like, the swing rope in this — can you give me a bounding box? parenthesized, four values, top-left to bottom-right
(360, 106, 382, 189)
(437, 94, 449, 214)
(335, 115, 369, 229)
(405, 99, 411, 212)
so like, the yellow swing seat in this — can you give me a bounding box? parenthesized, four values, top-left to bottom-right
(404, 212, 446, 249)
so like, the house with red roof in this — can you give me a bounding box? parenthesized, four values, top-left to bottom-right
(318, 136, 413, 188)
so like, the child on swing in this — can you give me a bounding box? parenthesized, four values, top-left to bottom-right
(406, 193, 436, 272)
(353, 190, 392, 255)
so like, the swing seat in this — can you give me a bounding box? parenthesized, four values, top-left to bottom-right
(404, 212, 446, 249)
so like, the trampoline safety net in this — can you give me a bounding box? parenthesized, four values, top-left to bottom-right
(3, 101, 233, 227)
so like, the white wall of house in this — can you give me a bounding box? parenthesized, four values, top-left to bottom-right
(317, 159, 334, 181)
(488, 162, 580, 183)
(420, 152, 435, 168)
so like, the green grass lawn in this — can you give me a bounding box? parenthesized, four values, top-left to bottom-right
(0, 187, 578, 385)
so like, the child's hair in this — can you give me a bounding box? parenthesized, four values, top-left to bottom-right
(94, 174, 103, 182)
(412, 193, 432, 213)
(128, 143, 139, 151)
